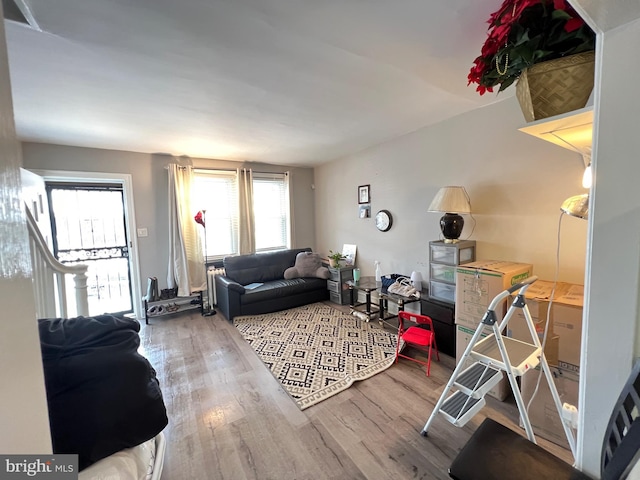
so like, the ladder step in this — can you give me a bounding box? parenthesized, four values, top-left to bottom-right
(440, 390, 486, 427)
(454, 362, 503, 398)
(471, 334, 541, 376)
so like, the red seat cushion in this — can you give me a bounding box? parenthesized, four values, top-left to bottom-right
(402, 326, 434, 346)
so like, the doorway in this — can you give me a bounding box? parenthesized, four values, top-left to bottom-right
(30, 169, 143, 319)
(47, 182, 133, 316)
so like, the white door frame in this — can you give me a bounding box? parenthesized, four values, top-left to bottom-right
(30, 169, 143, 319)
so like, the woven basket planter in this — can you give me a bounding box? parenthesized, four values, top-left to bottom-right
(516, 51, 595, 122)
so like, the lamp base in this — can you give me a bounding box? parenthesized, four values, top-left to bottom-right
(440, 213, 464, 242)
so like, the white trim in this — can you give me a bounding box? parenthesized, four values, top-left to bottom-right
(29, 169, 143, 320)
(284, 171, 292, 248)
(252, 171, 287, 180)
(193, 168, 238, 177)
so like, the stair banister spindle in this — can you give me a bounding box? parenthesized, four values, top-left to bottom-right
(25, 205, 89, 319)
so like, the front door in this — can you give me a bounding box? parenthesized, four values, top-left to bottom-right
(47, 183, 133, 316)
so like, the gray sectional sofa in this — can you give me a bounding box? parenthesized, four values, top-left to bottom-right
(215, 248, 329, 321)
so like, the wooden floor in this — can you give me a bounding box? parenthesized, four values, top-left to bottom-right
(139, 302, 572, 480)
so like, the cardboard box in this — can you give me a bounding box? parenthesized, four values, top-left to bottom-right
(508, 280, 583, 372)
(520, 365, 579, 449)
(455, 260, 533, 329)
(508, 279, 563, 339)
(552, 284, 583, 373)
(507, 279, 572, 368)
(455, 325, 509, 401)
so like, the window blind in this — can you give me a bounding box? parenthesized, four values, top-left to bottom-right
(252, 172, 291, 252)
(192, 169, 239, 260)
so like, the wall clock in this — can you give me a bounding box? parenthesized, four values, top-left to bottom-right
(375, 210, 393, 232)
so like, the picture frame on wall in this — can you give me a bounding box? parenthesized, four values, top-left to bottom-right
(359, 205, 370, 218)
(358, 184, 370, 204)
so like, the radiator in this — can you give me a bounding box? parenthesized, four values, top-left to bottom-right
(206, 267, 225, 307)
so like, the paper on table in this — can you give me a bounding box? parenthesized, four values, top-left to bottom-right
(342, 244, 357, 265)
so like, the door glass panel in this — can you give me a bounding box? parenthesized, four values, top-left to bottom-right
(48, 185, 133, 316)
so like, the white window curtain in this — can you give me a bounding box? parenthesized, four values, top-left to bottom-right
(167, 163, 205, 297)
(238, 168, 255, 255)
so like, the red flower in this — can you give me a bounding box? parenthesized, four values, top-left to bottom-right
(553, 0, 568, 10)
(564, 17, 584, 32)
(194, 210, 205, 227)
(476, 84, 494, 95)
(467, 58, 487, 85)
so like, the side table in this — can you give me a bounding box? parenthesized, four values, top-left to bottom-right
(378, 290, 421, 329)
(347, 276, 381, 321)
(327, 265, 354, 305)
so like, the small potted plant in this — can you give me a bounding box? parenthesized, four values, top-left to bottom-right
(328, 250, 346, 269)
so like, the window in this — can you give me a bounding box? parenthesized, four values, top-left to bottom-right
(253, 172, 291, 252)
(192, 169, 239, 260)
(192, 169, 290, 259)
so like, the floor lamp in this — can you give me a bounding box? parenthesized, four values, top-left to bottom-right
(195, 210, 216, 316)
(525, 191, 588, 454)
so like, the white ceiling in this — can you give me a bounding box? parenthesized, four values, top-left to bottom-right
(5, 0, 509, 167)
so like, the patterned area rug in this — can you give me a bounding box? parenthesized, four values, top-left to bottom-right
(234, 302, 398, 410)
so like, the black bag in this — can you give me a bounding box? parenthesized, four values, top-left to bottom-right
(38, 315, 168, 471)
(146, 276, 159, 301)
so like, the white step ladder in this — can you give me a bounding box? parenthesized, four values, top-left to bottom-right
(420, 276, 577, 460)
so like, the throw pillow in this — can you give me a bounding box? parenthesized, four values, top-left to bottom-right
(284, 251, 330, 280)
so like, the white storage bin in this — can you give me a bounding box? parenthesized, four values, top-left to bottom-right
(430, 264, 456, 284)
(430, 280, 456, 303)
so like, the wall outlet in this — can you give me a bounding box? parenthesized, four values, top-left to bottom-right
(137, 228, 148, 237)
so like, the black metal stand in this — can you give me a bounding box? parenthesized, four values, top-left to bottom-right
(201, 211, 216, 317)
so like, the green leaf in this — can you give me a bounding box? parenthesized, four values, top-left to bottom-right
(551, 9, 571, 21)
(498, 76, 517, 92)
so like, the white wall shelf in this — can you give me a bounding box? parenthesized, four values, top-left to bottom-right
(518, 106, 593, 153)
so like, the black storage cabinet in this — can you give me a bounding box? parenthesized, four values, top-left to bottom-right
(420, 296, 456, 357)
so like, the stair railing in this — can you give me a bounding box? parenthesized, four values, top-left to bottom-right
(25, 206, 89, 318)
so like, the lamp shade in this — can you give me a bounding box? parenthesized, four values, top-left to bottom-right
(428, 186, 472, 214)
(561, 193, 589, 220)
(428, 186, 472, 243)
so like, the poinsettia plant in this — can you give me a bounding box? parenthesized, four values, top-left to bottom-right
(468, 0, 595, 95)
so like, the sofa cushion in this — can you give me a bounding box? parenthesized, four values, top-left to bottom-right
(284, 251, 330, 280)
(223, 248, 310, 285)
(240, 278, 328, 305)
